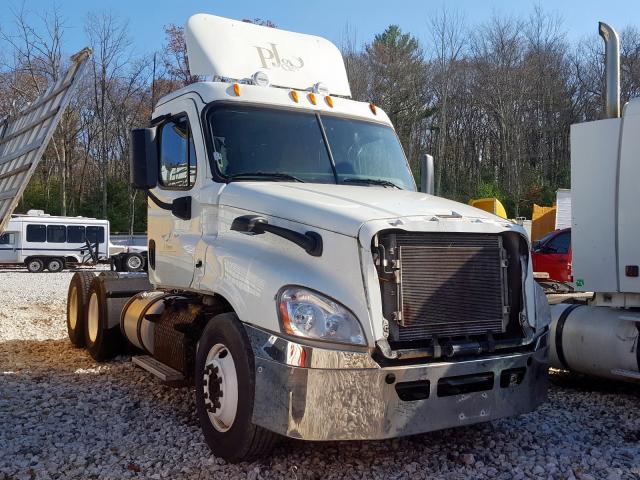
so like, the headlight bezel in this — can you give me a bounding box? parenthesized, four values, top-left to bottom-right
(276, 285, 367, 347)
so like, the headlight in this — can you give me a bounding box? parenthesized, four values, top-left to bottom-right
(277, 287, 366, 346)
(534, 283, 551, 329)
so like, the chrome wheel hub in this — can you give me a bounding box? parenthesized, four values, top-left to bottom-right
(126, 255, 142, 270)
(203, 343, 238, 432)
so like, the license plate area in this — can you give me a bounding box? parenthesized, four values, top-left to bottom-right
(437, 372, 495, 397)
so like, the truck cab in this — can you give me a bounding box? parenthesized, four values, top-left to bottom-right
(71, 14, 549, 462)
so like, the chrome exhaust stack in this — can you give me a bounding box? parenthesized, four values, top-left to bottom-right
(599, 22, 621, 119)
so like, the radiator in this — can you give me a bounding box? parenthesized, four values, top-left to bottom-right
(377, 233, 509, 342)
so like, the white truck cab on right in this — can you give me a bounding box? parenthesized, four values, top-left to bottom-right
(550, 23, 640, 383)
(67, 14, 550, 462)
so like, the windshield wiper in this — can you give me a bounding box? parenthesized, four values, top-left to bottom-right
(341, 177, 402, 189)
(227, 172, 305, 183)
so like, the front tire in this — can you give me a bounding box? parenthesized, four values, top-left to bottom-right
(84, 278, 123, 361)
(66, 272, 97, 347)
(124, 252, 145, 272)
(195, 313, 278, 462)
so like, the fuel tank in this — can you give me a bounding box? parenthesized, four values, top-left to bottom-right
(549, 303, 640, 382)
(120, 291, 170, 354)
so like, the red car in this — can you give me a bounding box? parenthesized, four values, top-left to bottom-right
(531, 228, 572, 283)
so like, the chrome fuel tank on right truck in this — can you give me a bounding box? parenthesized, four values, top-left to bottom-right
(550, 304, 640, 382)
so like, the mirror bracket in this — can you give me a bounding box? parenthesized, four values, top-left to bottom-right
(146, 190, 191, 220)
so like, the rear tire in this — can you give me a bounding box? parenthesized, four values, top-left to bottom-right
(47, 257, 64, 273)
(195, 313, 278, 462)
(66, 272, 97, 347)
(26, 258, 44, 273)
(84, 278, 123, 361)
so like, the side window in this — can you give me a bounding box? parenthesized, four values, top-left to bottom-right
(67, 226, 85, 243)
(159, 116, 197, 188)
(26, 224, 46, 242)
(546, 232, 570, 254)
(47, 225, 66, 243)
(86, 226, 105, 244)
(0, 232, 16, 245)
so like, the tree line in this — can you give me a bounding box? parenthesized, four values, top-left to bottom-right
(0, 5, 637, 231)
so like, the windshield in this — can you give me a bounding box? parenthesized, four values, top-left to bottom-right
(207, 104, 416, 190)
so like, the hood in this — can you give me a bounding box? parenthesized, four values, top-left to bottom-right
(219, 182, 504, 236)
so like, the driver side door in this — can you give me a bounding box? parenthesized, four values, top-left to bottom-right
(147, 98, 201, 289)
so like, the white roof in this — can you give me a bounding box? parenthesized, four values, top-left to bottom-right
(185, 14, 351, 97)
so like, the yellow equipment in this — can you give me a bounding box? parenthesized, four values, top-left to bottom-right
(531, 204, 557, 241)
(468, 198, 508, 219)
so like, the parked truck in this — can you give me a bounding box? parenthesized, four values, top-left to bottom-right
(550, 23, 640, 383)
(54, 15, 551, 461)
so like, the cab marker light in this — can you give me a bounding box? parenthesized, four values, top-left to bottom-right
(233, 83, 240, 96)
(308, 92, 317, 105)
(369, 102, 377, 115)
(325, 95, 334, 108)
(291, 90, 299, 103)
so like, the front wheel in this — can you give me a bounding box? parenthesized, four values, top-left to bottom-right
(124, 253, 145, 272)
(195, 313, 278, 462)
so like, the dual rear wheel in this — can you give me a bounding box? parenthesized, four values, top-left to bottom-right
(66, 272, 122, 359)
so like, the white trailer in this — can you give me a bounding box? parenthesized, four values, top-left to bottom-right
(549, 23, 640, 383)
(63, 14, 550, 462)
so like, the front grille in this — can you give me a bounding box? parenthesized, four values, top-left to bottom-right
(375, 232, 509, 343)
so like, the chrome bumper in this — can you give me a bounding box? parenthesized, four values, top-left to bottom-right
(247, 326, 548, 441)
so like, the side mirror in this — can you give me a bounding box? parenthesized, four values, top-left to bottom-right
(130, 127, 158, 190)
(420, 154, 434, 195)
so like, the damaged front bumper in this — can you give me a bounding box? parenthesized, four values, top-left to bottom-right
(246, 325, 549, 441)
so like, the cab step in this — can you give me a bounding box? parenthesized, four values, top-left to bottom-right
(132, 355, 184, 382)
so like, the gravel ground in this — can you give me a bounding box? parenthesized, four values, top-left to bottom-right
(1, 269, 639, 480)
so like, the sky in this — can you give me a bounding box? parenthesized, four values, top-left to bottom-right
(0, 0, 639, 57)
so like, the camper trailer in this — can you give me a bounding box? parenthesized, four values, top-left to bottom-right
(0, 210, 109, 272)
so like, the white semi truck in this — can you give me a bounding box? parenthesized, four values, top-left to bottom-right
(60, 14, 550, 462)
(550, 23, 640, 383)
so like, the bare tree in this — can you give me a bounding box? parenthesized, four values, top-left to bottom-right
(428, 7, 465, 195)
(85, 11, 132, 218)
